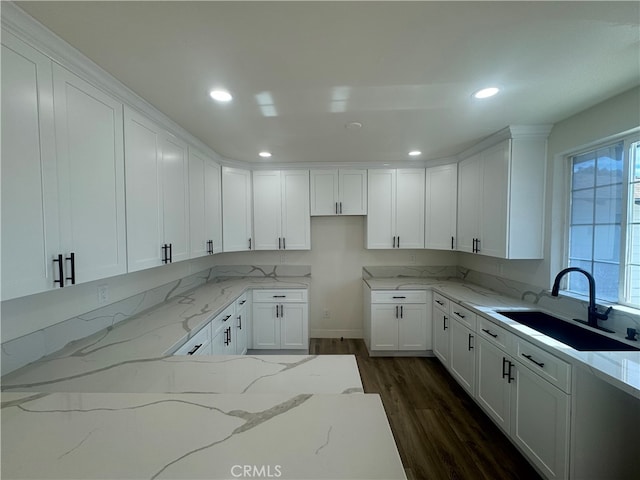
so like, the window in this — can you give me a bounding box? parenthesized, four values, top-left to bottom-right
(566, 134, 640, 307)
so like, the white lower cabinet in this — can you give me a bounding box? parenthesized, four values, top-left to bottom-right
(449, 317, 476, 395)
(475, 322, 570, 480)
(252, 289, 308, 351)
(432, 293, 451, 365)
(365, 288, 431, 354)
(234, 293, 249, 355)
(173, 323, 212, 356)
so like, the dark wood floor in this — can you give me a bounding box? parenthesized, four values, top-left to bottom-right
(309, 338, 542, 480)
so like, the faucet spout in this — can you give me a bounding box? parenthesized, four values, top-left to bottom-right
(551, 267, 611, 329)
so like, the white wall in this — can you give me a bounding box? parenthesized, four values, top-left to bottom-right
(215, 216, 456, 337)
(458, 86, 640, 290)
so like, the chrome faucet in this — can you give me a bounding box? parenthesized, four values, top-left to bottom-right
(551, 267, 613, 331)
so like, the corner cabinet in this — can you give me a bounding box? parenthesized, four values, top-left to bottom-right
(457, 126, 551, 259)
(364, 285, 432, 355)
(252, 289, 309, 351)
(222, 167, 253, 252)
(124, 107, 190, 272)
(189, 148, 222, 258)
(310, 169, 367, 215)
(2, 31, 128, 299)
(366, 169, 425, 249)
(252, 170, 310, 250)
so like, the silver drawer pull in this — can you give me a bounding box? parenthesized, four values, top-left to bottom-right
(522, 353, 545, 368)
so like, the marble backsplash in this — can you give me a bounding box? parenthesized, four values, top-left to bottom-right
(1, 265, 311, 376)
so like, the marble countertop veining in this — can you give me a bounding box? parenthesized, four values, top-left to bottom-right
(1, 391, 406, 480)
(1, 276, 409, 480)
(364, 277, 640, 399)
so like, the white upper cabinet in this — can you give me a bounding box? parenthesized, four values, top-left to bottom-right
(456, 127, 550, 259)
(52, 64, 127, 284)
(189, 148, 222, 258)
(1, 33, 58, 300)
(425, 163, 457, 250)
(310, 169, 367, 215)
(222, 166, 253, 252)
(253, 170, 310, 250)
(1, 31, 127, 301)
(366, 169, 425, 249)
(124, 107, 189, 271)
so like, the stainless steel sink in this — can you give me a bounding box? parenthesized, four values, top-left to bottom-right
(495, 311, 639, 352)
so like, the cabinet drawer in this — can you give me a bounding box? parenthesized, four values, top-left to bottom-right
(252, 289, 308, 303)
(235, 292, 248, 308)
(477, 316, 511, 351)
(515, 337, 572, 393)
(371, 290, 427, 304)
(432, 292, 449, 313)
(174, 323, 211, 355)
(450, 302, 476, 330)
(210, 303, 236, 336)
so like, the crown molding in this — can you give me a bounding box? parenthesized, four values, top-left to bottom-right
(456, 124, 553, 161)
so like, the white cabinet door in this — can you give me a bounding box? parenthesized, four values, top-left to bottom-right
(511, 362, 570, 480)
(432, 308, 450, 366)
(1, 33, 58, 300)
(253, 170, 310, 250)
(281, 170, 310, 250)
(366, 170, 395, 249)
(222, 167, 253, 252)
(395, 169, 425, 249)
(252, 170, 282, 250)
(425, 163, 457, 250)
(161, 135, 189, 263)
(371, 304, 398, 350)
(310, 169, 339, 215)
(252, 303, 280, 349)
(189, 148, 222, 258)
(124, 108, 164, 272)
(480, 140, 510, 258)
(449, 318, 476, 395)
(398, 303, 428, 351)
(339, 169, 367, 215)
(476, 336, 512, 433)
(310, 169, 366, 216)
(53, 64, 127, 284)
(457, 154, 481, 254)
(235, 307, 248, 355)
(280, 303, 309, 349)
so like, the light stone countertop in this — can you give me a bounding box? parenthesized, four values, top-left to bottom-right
(1, 276, 410, 480)
(1, 391, 405, 480)
(364, 277, 640, 399)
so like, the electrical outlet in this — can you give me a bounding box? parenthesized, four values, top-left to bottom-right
(97, 284, 109, 305)
(280, 252, 285, 263)
(323, 309, 330, 319)
(409, 254, 416, 264)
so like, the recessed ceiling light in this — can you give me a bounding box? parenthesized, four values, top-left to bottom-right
(408, 150, 422, 157)
(345, 121, 363, 130)
(209, 89, 232, 102)
(258, 151, 272, 158)
(473, 87, 500, 99)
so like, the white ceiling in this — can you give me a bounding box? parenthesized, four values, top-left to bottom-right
(15, 1, 640, 165)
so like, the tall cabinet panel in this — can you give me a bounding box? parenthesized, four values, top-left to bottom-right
(1, 33, 58, 300)
(366, 169, 424, 249)
(189, 148, 222, 258)
(457, 154, 481, 254)
(222, 167, 253, 252)
(252, 170, 310, 250)
(425, 163, 457, 250)
(124, 108, 164, 271)
(52, 64, 127, 283)
(160, 134, 190, 263)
